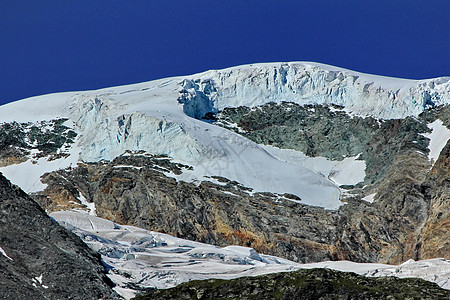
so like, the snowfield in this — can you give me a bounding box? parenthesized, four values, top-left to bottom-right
(1, 61, 450, 209)
(51, 211, 450, 299)
(261, 145, 366, 186)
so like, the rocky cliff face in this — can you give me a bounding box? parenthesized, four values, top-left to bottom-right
(0, 173, 119, 299)
(133, 268, 450, 300)
(34, 153, 339, 263)
(418, 140, 450, 259)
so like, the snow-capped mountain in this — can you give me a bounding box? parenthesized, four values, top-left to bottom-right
(1, 62, 450, 209)
(1, 62, 450, 298)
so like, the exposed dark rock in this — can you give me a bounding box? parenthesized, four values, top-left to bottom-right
(133, 268, 450, 300)
(215, 102, 431, 186)
(0, 173, 119, 299)
(0, 119, 76, 167)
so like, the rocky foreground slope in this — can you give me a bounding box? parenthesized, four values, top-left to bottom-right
(0, 173, 118, 299)
(134, 268, 450, 300)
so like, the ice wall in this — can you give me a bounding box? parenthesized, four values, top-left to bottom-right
(182, 62, 450, 119)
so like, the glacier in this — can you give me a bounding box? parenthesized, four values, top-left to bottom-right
(51, 210, 450, 299)
(1, 62, 450, 209)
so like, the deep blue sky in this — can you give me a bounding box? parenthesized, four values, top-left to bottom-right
(1, 1, 450, 106)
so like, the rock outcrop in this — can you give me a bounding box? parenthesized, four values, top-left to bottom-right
(215, 102, 431, 186)
(0, 173, 118, 299)
(0, 119, 76, 167)
(418, 140, 450, 259)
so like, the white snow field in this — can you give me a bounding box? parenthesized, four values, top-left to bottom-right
(422, 119, 450, 165)
(51, 211, 450, 299)
(1, 61, 450, 209)
(261, 145, 366, 186)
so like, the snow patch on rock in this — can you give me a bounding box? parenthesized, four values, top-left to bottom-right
(362, 193, 376, 203)
(0, 246, 13, 261)
(423, 119, 450, 164)
(261, 145, 366, 187)
(0, 142, 81, 193)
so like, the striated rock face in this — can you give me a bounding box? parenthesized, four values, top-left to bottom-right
(0, 173, 119, 300)
(133, 268, 450, 300)
(418, 140, 450, 259)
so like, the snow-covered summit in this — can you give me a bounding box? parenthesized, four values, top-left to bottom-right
(1, 62, 449, 209)
(3, 61, 450, 122)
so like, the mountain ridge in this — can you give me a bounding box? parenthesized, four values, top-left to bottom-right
(2, 61, 450, 122)
(1, 62, 450, 208)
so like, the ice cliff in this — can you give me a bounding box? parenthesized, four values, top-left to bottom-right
(181, 62, 450, 120)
